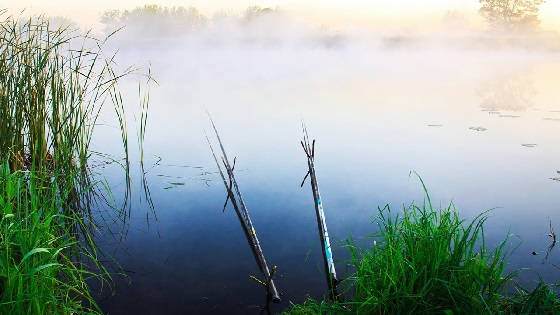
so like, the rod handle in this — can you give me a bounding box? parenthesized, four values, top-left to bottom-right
(271, 293, 281, 303)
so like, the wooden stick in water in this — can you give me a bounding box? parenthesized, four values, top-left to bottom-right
(205, 119, 281, 303)
(300, 123, 339, 300)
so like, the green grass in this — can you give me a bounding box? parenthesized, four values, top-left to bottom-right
(284, 178, 560, 314)
(0, 13, 129, 175)
(0, 163, 106, 313)
(0, 12, 136, 314)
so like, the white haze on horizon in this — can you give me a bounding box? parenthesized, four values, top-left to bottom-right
(4, 3, 559, 254)
(2, 0, 560, 32)
(2, 3, 558, 151)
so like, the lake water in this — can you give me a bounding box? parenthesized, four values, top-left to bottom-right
(85, 24, 560, 314)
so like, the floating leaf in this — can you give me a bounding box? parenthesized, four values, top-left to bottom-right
(469, 126, 487, 132)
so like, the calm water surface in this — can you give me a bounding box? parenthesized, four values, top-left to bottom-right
(87, 32, 560, 314)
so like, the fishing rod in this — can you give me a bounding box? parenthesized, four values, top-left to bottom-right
(300, 123, 339, 301)
(206, 117, 281, 303)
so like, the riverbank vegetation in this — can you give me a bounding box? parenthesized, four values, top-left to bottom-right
(284, 179, 560, 314)
(0, 13, 131, 313)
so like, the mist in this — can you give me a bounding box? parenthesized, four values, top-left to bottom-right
(4, 2, 560, 314)
(79, 4, 559, 96)
(94, 4, 559, 48)
(79, 3, 560, 171)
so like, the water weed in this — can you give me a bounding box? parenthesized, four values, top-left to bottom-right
(284, 178, 559, 314)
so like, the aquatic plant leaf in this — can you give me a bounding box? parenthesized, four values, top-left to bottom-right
(21, 248, 50, 264)
(29, 263, 62, 276)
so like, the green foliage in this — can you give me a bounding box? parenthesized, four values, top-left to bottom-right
(0, 13, 137, 314)
(0, 163, 106, 314)
(500, 282, 560, 314)
(284, 181, 559, 314)
(286, 298, 347, 315)
(0, 12, 130, 176)
(342, 204, 510, 314)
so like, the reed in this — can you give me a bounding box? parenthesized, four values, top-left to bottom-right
(0, 13, 130, 176)
(0, 13, 136, 314)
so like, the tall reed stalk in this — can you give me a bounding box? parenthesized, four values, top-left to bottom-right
(0, 14, 128, 175)
(0, 12, 136, 313)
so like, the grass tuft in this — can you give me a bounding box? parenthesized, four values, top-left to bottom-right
(284, 183, 560, 314)
(0, 162, 106, 313)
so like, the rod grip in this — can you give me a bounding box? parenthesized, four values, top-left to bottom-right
(271, 293, 281, 303)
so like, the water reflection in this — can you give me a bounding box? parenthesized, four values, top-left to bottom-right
(543, 220, 557, 262)
(478, 72, 537, 112)
(81, 9, 560, 313)
(91, 60, 560, 313)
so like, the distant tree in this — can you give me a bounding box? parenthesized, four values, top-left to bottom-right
(244, 6, 277, 21)
(479, 0, 545, 31)
(100, 5, 207, 36)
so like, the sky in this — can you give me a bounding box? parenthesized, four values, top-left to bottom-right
(1, 0, 559, 32)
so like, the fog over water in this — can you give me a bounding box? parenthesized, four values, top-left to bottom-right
(5, 3, 560, 313)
